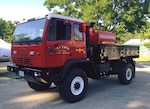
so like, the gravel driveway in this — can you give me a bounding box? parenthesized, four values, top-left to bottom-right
(0, 62, 150, 109)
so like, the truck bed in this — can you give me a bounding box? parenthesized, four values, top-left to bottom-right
(92, 44, 139, 61)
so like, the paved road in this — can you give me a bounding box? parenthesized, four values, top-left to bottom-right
(0, 62, 150, 109)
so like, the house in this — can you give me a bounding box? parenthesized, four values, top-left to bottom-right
(124, 39, 150, 56)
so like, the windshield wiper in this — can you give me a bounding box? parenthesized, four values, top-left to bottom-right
(16, 42, 23, 45)
(26, 41, 31, 45)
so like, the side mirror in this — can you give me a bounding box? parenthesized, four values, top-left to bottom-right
(79, 22, 88, 32)
(79, 22, 95, 32)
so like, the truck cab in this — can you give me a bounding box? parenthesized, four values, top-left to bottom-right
(11, 14, 86, 68)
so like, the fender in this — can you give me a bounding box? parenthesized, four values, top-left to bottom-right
(60, 58, 88, 80)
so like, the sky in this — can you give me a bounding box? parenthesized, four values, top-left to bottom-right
(0, 0, 50, 22)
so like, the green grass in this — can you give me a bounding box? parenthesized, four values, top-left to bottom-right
(134, 56, 150, 62)
(0, 69, 16, 78)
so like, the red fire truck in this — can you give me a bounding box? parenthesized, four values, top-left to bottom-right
(7, 14, 139, 103)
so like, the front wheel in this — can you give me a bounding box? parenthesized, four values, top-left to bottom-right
(118, 63, 134, 85)
(59, 68, 88, 103)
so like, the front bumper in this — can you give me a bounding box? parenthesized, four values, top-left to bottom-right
(7, 64, 49, 84)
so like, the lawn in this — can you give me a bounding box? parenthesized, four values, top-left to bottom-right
(134, 56, 150, 62)
(0, 69, 16, 78)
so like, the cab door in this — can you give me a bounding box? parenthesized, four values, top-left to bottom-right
(46, 19, 72, 67)
(72, 23, 86, 59)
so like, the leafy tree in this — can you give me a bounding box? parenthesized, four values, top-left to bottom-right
(44, 0, 149, 32)
(0, 18, 6, 39)
(0, 18, 16, 43)
(44, 0, 117, 31)
(44, 0, 150, 43)
(139, 22, 150, 48)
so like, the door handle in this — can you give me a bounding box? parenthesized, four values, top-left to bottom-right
(48, 47, 56, 52)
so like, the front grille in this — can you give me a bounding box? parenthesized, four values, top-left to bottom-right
(13, 58, 32, 65)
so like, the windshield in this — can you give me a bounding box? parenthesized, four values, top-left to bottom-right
(12, 18, 46, 44)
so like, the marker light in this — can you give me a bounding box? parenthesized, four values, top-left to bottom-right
(13, 51, 17, 55)
(30, 51, 35, 56)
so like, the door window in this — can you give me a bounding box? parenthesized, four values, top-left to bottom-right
(74, 24, 83, 40)
(48, 19, 55, 41)
(47, 20, 71, 41)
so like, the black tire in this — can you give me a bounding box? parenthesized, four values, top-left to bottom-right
(118, 63, 134, 85)
(59, 68, 88, 103)
(27, 81, 51, 91)
(53, 81, 60, 87)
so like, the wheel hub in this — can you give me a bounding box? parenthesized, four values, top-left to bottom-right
(74, 82, 80, 90)
(71, 76, 84, 96)
(126, 68, 132, 80)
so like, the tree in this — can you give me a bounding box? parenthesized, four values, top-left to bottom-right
(0, 18, 6, 39)
(139, 22, 150, 48)
(44, 0, 149, 31)
(44, 0, 150, 43)
(0, 18, 16, 43)
(44, 0, 117, 31)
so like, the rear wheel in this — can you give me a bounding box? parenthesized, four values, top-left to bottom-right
(118, 63, 134, 85)
(59, 68, 88, 103)
(27, 81, 51, 91)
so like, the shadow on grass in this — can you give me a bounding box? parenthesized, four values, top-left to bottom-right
(0, 69, 16, 79)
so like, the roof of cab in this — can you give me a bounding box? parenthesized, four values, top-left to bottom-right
(47, 14, 83, 23)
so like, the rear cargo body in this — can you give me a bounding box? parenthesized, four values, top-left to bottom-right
(92, 44, 139, 62)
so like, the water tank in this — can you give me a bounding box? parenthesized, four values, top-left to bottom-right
(89, 28, 116, 44)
